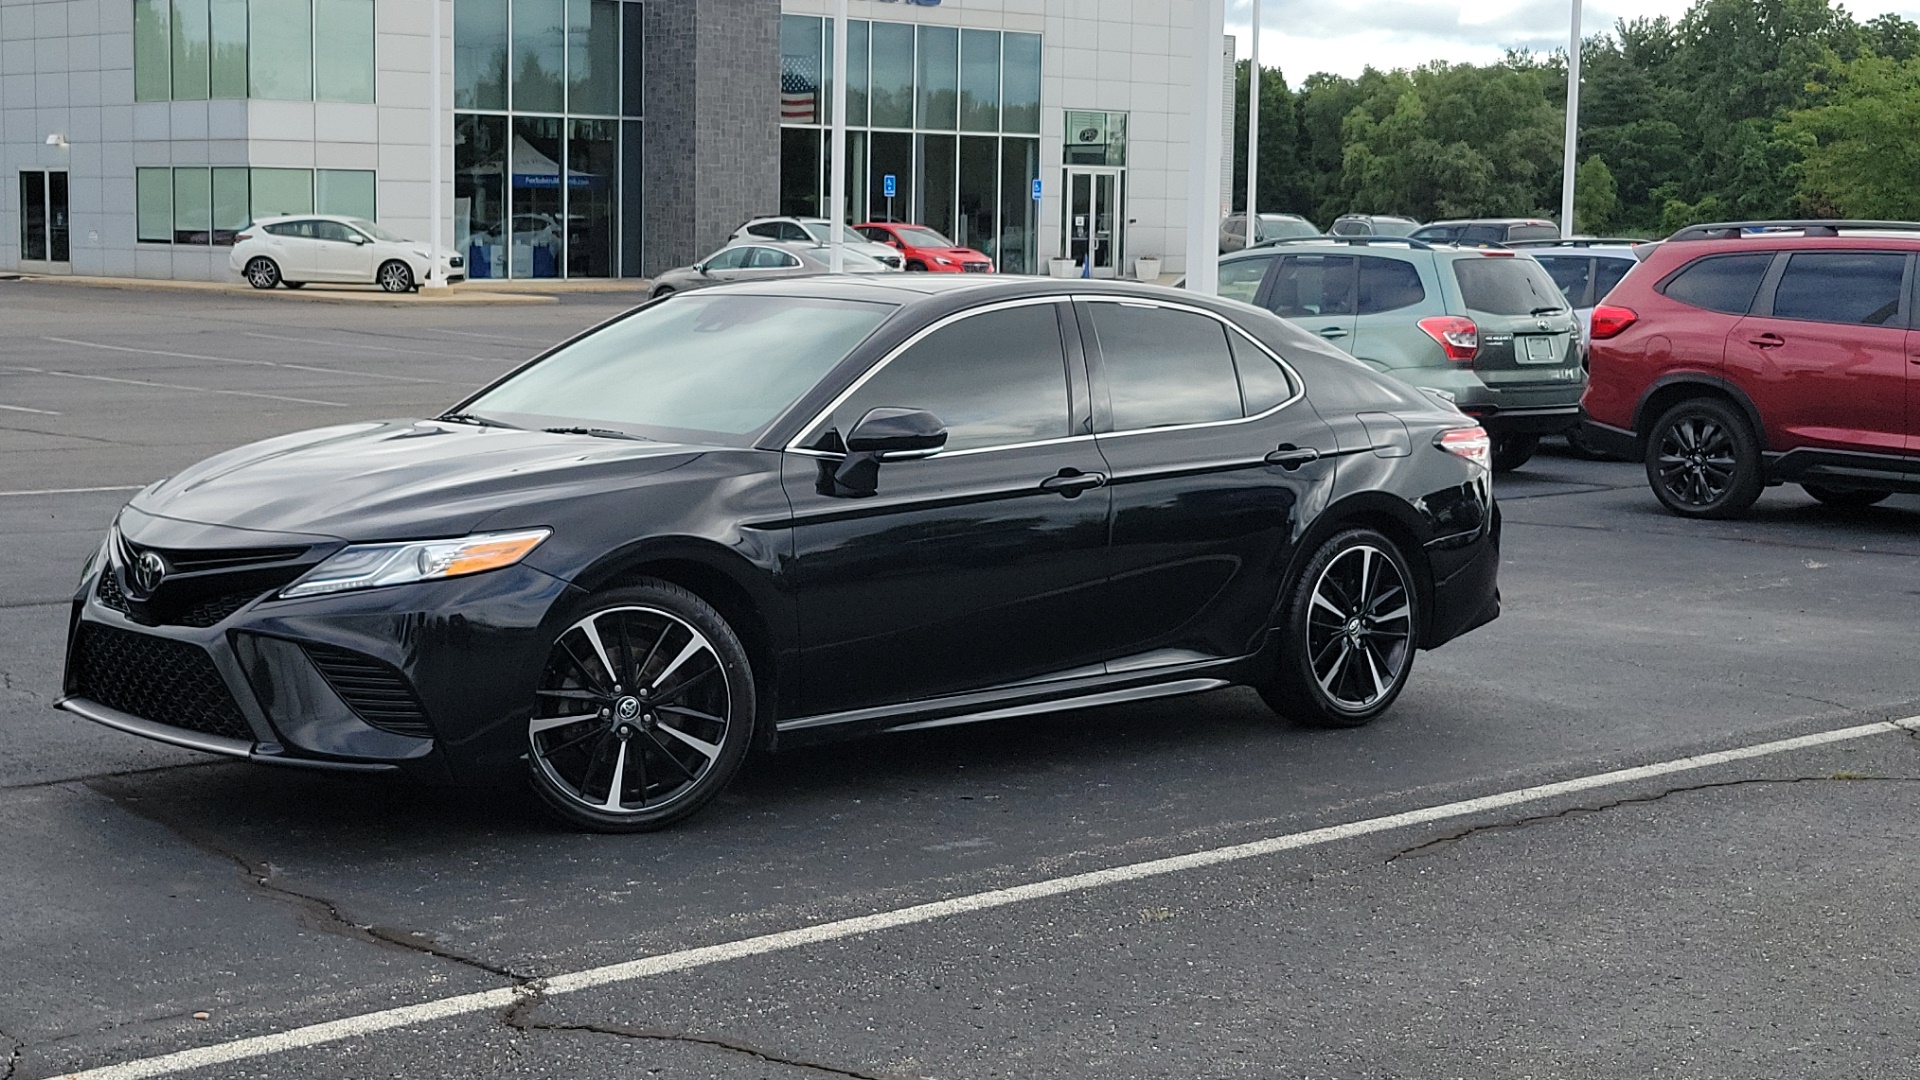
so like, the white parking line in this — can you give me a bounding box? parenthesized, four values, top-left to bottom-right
(44, 337, 445, 384)
(0, 367, 346, 408)
(61, 715, 1920, 1080)
(0, 402, 60, 415)
(0, 485, 142, 497)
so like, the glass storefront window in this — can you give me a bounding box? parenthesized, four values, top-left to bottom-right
(622, 119, 644, 276)
(869, 131, 912, 223)
(171, 0, 211, 100)
(568, 119, 619, 277)
(456, 0, 509, 110)
(957, 135, 997, 258)
(317, 169, 376, 218)
(781, 128, 822, 218)
(845, 19, 869, 128)
(780, 16, 822, 126)
(1002, 32, 1041, 135)
(621, 5, 643, 116)
(173, 168, 212, 244)
(919, 134, 955, 236)
(314, 0, 374, 103)
(209, 0, 249, 97)
(916, 26, 957, 131)
(249, 167, 313, 219)
(212, 167, 249, 244)
(999, 137, 1038, 274)
(512, 115, 565, 278)
(137, 169, 174, 242)
(512, 0, 565, 113)
(568, 0, 620, 115)
(456, 113, 509, 279)
(135, 0, 172, 101)
(249, 0, 311, 100)
(959, 29, 999, 133)
(868, 21, 914, 128)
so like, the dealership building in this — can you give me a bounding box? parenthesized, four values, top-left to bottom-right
(1, 0, 1229, 281)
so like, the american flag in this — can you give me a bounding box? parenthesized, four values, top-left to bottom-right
(781, 57, 819, 124)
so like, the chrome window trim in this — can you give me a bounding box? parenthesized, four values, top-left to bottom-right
(1074, 294, 1308, 439)
(784, 295, 1079, 457)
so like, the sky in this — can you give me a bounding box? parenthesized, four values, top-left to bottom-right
(1226, 0, 1920, 83)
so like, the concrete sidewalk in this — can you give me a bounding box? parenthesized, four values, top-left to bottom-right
(0, 273, 655, 306)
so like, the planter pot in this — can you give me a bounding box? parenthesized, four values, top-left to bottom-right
(1134, 258, 1162, 281)
(1048, 258, 1078, 278)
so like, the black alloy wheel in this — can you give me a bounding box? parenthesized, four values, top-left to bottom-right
(526, 581, 756, 832)
(1262, 528, 1417, 728)
(244, 257, 281, 290)
(378, 260, 415, 293)
(1646, 398, 1763, 519)
(1491, 434, 1539, 473)
(1803, 484, 1890, 509)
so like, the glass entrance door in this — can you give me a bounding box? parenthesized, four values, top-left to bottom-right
(1063, 168, 1123, 278)
(18, 171, 69, 269)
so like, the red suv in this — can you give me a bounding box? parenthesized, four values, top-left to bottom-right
(1580, 220, 1920, 518)
(855, 222, 994, 273)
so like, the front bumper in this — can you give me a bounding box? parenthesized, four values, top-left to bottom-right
(62, 558, 577, 780)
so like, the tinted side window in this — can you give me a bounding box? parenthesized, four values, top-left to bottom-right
(1460, 226, 1504, 245)
(826, 304, 1070, 453)
(1267, 255, 1356, 318)
(1218, 255, 1275, 304)
(1594, 257, 1633, 300)
(1534, 255, 1592, 307)
(1357, 257, 1427, 315)
(1508, 225, 1559, 241)
(746, 223, 781, 238)
(1660, 254, 1774, 316)
(1092, 303, 1244, 430)
(1452, 257, 1565, 315)
(780, 223, 812, 241)
(312, 221, 356, 242)
(1229, 330, 1296, 414)
(1770, 252, 1906, 326)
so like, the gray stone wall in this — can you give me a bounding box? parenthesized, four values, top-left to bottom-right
(642, 0, 780, 275)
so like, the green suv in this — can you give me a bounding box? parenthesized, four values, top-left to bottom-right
(1216, 237, 1585, 471)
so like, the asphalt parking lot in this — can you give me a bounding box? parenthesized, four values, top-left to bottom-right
(4, 279, 1919, 1080)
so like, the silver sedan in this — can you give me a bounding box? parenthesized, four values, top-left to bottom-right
(649, 243, 889, 299)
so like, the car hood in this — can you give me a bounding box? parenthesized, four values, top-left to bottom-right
(130, 419, 717, 541)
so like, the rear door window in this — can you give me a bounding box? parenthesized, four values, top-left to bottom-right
(1768, 252, 1907, 326)
(1090, 303, 1245, 430)
(1452, 257, 1566, 315)
(1660, 254, 1774, 316)
(1356, 257, 1427, 315)
(1267, 255, 1356, 318)
(1217, 255, 1276, 304)
(1534, 255, 1593, 308)
(749, 247, 801, 269)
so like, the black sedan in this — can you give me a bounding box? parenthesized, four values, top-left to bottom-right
(60, 277, 1500, 831)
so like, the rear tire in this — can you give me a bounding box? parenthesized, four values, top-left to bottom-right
(243, 257, 281, 290)
(1259, 528, 1418, 729)
(1803, 484, 1890, 509)
(1645, 397, 1764, 519)
(1491, 435, 1539, 473)
(377, 260, 414, 294)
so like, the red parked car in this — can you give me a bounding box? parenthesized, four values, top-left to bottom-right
(855, 222, 994, 273)
(1580, 220, 1920, 518)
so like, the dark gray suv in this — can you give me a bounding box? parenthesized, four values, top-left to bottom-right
(1217, 237, 1584, 471)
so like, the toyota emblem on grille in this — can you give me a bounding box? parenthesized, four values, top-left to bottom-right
(132, 550, 168, 594)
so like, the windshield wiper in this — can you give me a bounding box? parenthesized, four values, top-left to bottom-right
(437, 411, 519, 429)
(543, 427, 651, 441)
(1530, 306, 1567, 316)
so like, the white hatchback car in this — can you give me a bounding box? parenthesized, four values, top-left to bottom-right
(230, 214, 465, 292)
(729, 216, 905, 270)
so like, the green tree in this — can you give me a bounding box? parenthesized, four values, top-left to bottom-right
(1783, 52, 1920, 217)
(1573, 157, 1619, 233)
(1229, 60, 1307, 214)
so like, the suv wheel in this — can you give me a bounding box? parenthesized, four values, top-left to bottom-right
(1802, 484, 1890, 509)
(1646, 398, 1763, 519)
(1491, 435, 1538, 474)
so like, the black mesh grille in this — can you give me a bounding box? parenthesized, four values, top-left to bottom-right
(301, 642, 434, 739)
(69, 623, 253, 743)
(173, 591, 265, 629)
(96, 571, 131, 614)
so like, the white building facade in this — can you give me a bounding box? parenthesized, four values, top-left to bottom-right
(0, 0, 1231, 281)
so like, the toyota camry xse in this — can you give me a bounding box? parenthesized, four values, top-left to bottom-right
(61, 277, 1500, 831)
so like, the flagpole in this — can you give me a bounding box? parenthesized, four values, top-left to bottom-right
(1559, 0, 1582, 236)
(829, 0, 849, 273)
(425, 0, 445, 288)
(1244, 0, 1259, 244)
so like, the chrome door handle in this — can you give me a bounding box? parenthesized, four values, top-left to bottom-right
(1318, 327, 1348, 339)
(1265, 447, 1323, 469)
(1039, 471, 1107, 497)
(1749, 333, 1785, 348)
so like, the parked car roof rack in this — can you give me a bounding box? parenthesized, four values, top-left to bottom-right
(1507, 238, 1649, 249)
(1252, 235, 1436, 251)
(1667, 220, 1920, 242)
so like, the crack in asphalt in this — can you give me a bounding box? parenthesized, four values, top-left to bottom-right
(0, 1023, 22, 1080)
(501, 987, 896, 1080)
(86, 776, 537, 984)
(1387, 774, 1920, 863)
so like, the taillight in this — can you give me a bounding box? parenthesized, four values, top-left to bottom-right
(1418, 316, 1479, 363)
(1438, 425, 1491, 472)
(234, 232, 253, 241)
(1590, 304, 1638, 340)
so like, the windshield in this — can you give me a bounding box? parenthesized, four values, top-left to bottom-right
(802, 222, 871, 245)
(464, 295, 898, 442)
(1369, 218, 1418, 237)
(893, 227, 957, 248)
(348, 218, 407, 243)
(1258, 216, 1320, 240)
(1453, 257, 1567, 316)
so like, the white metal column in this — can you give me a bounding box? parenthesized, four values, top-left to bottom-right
(1184, 0, 1226, 294)
(1244, 0, 1259, 228)
(1559, 0, 1583, 236)
(426, 0, 446, 288)
(828, 0, 849, 273)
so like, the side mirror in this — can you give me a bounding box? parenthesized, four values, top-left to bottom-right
(696, 262, 710, 275)
(826, 408, 948, 498)
(350, 235, 369, 245)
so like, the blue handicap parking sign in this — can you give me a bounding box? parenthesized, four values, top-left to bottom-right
(883, 174, 897, 198)
(1032, 178, 1042, 201)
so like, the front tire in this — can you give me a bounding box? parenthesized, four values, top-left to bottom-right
(905, 261, 928, 272)
(1803, 484, 1890, 509)
(243, 257, 281, 289)
(1260, 528, 1418, 729)
(1646, 397, 1763, 519)
(377, 260, 415, 293)
(526, 581, 757, 832)
(1491, 434, 1539, 473)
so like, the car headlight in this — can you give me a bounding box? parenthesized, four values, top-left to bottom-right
(933, 256, 952, 266)
(279, 528, 550, 599)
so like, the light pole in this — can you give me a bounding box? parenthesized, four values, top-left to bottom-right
(1558, 0, 1582, 237)
(426, 0, 446, 288)
(828, 0, 849, 274)
(1184, 0, 1226, 294)
(1244, 0, 1259, 246)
